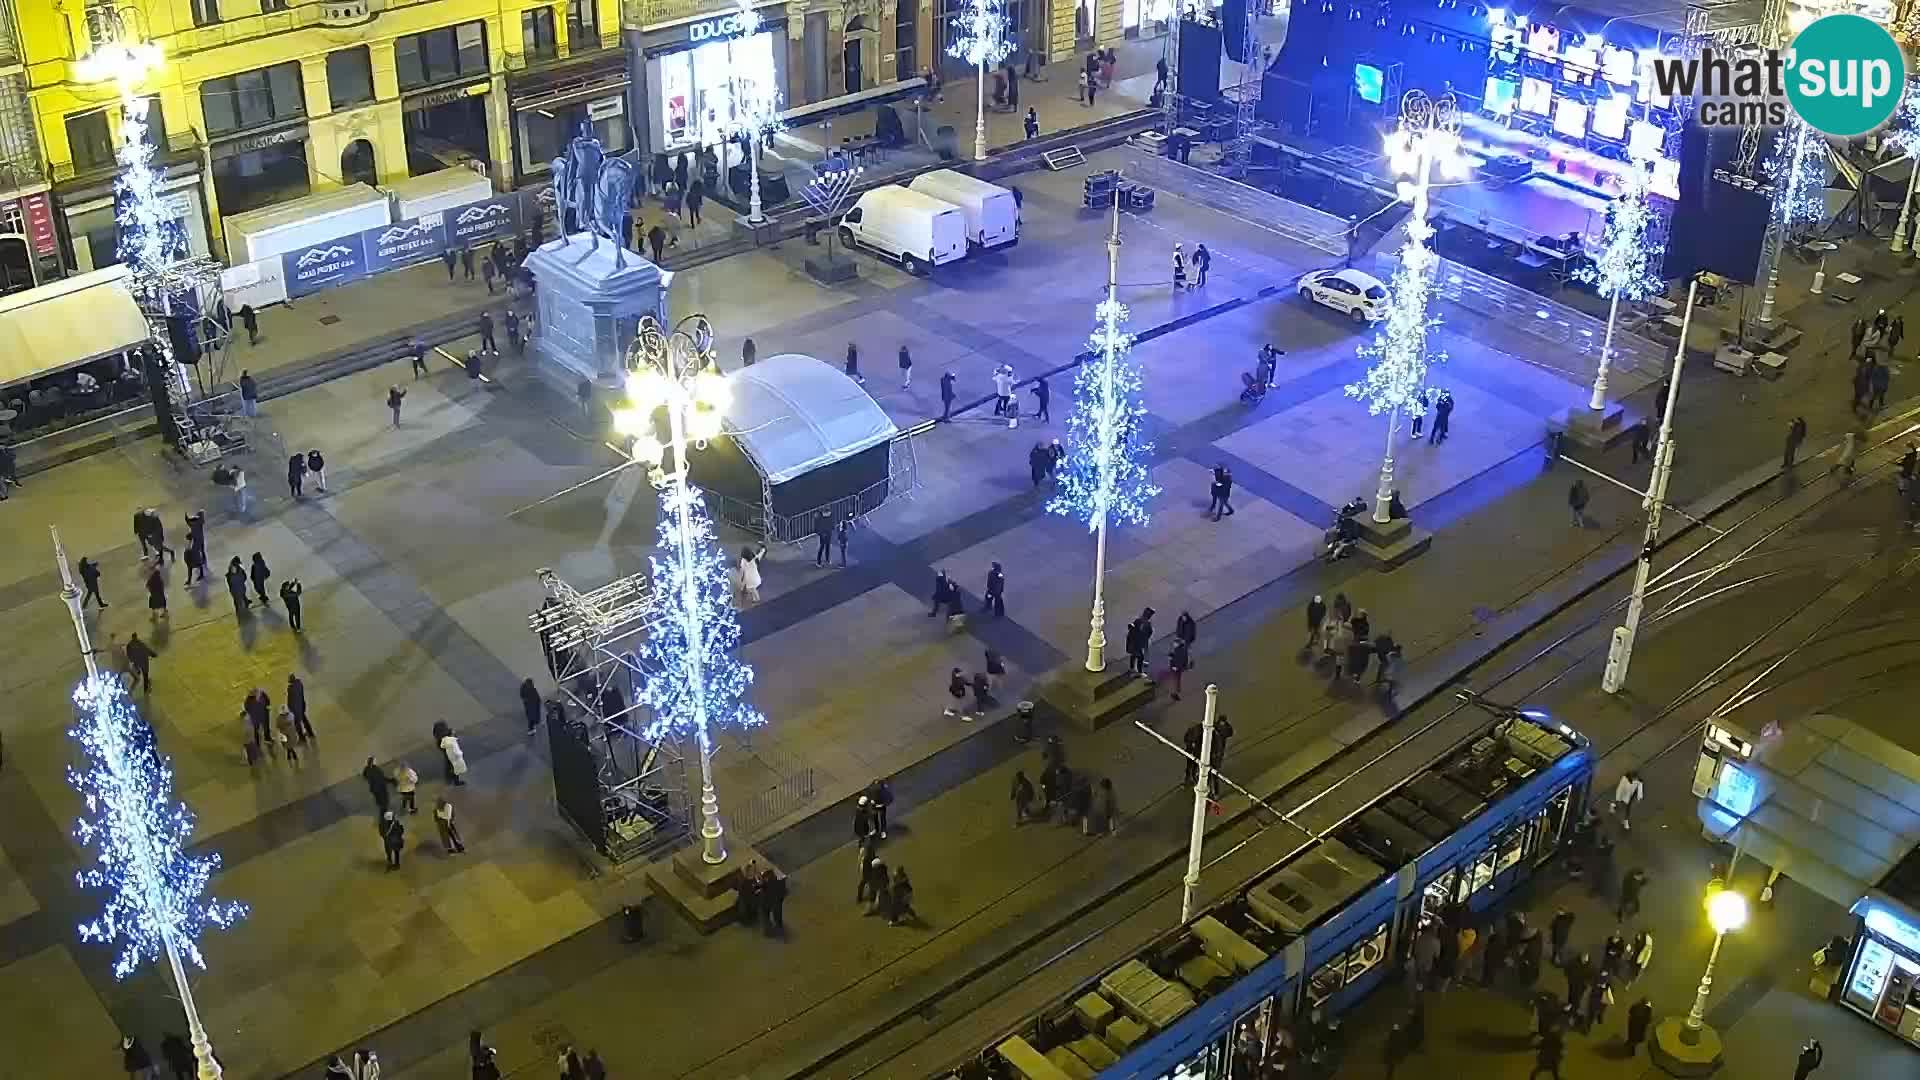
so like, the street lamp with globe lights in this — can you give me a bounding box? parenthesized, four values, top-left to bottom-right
(612, 315, 766, 866)
(1347, 91, 1467, 526)
(1652, 884, 1749, 1075)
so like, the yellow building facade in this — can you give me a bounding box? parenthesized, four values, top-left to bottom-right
(21, 0, 621, 268)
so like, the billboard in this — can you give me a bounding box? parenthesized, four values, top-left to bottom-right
(278, 194, 519, 298)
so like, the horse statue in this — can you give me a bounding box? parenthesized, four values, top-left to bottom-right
(592, 157, 641, 268)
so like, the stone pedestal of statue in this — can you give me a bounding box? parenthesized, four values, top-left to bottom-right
(523, 233, 666, 390)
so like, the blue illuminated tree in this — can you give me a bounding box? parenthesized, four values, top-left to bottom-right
(1574, 160, 1663, 410)
(949, 0, 1014, 161)
(634, 480, 766, 861)
(1049, 204, 1160, 671)
(69, 674, 247, 982)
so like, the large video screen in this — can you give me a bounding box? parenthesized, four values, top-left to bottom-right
(1562, 45, 1599, 85)
(1525, 24, 1562, 59)
(1519, 76, 1554, 116)
(1628, 119, 1665, 161)
(1591, 95, 1629, 140)
(1484, 76, 1518, 116)
(1354, 63, 1384, 104)
(1553, 99, 1589, 138)
(1601, 45, 1636, 86)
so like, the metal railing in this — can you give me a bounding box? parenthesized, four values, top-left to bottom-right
(503, 31, 622, 73)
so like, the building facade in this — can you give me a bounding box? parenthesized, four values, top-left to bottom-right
(20, 0, 620, 270)
(0, 0, 53, 292)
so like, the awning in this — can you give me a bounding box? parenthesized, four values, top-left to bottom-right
(726, 354, 897, 484)
(0, 264, 150, 392)
(1699, 712, 1920, 910)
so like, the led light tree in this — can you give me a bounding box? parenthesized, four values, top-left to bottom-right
(614, 315, 765, 864)
(1347, 91, 1466, 525)
(719, 0, 784, 224)
(1049, 197, 1161, 671)
(1887, 79, 1920, 255)
(1576, 158, 1664, 411)
(949, 0, 1014, 161)
(53, 528, 245, 1080)
(1758, 118, 1826, 323)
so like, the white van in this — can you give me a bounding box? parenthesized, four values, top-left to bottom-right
(839, 187, 968, 274)
(909, 169, 1020, 250)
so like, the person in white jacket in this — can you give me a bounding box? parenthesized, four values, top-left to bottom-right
(439, 730, 467, 786)
(736, 543, 767, 604)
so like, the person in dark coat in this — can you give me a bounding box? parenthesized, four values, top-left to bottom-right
(1585, 972, 1613, 1031)
(279, 578, 303, 630)
(520, 677, 543, 733)
(1871, 360, 1892, 409)
(224, 557, 249, 615)
(887, 866, 917, 925)
(1010, 769, 1037, 823)
(248, 552, 272, 606)
(1208, 466, 1236, 519)
(844, 341, 863, 383)
(1549, 908, 1575, 965)
(363, 756, 392, 815)
(1518, 926, 1544, 986)
(1167, 637, 1193, 700)
(442, 247, 458, 282)
(287, 452, 306, 498)
(380, 810, 405, 868)
(1532, 1027, 1564, 1079)
(79, 556, 108, 608)
(285, 673, 313, 741)
(1793, 1038, 1823, 1079)
(686, 179, 705, 226)
(1624, 997, 1653, 1055)
(835, 512, 853, 566)
(1481, 921, 1507, 985)
(982, 562, 1006, 617)
(760, 867, 787, 934)
(159, 1032, 194, 1080)
(939, 370, 958, 421)
(1784, 416, 1807, 469)
(866, 777, 895, 837)
(1124, 607, 1155, 675)
(460, 245, 476, 280)
(139, 562, 167, 619)
(1564, 952, 1594, 1025)
(1030, 375, 1050, 422)
(928, 570, 962, 618)
(1029, 442, 1051, 488)
(238, 303, 259, 345)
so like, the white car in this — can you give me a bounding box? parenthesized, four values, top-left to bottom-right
(1299, 268, 1389, 324)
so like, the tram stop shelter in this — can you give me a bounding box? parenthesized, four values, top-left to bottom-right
(1693, 712, 1920, 1049)
(686, 352, 901, 541)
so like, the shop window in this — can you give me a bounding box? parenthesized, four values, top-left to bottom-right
(260, 0, 290, 11)
(568, 0, 600, 45)
(894, 0, 916, 79)
(396, 21, 490, 91)
(66, 110, 114, 171)
(523, 9, 557, 59)
(190, 0, 221, 27)
(201, 62, 306, 137)
(328, 47, 375, 110)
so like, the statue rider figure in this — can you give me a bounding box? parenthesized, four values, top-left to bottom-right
(565, 123, 604, 239)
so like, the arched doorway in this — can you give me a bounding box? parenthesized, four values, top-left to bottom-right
(843, 16, 868, 93)
(341, 139, 376, 187)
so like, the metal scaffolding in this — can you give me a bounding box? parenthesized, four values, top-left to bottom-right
(529, 566, 690, 863)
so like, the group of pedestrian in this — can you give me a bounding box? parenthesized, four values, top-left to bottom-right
(1304, 592, 1402, 693)
(1028, 438, 1066, 487)
(119, 1031, 210, 1080)
(850, 778, 919, 926)
(1172, 243, 1212, 291)
(319, 1048, 384, 1079)
(239, 674, 317, 766)
(286, 448, 328, 498)
(550, 1044, 610, 1080)
(1408, 388, 1455, 443)
(942, 647, 1007, 720)
(812, 511, 856, 567)
(1012, 735, 1118, 835)
(732, 858, 791, 935)
(362, 724, 469, 870)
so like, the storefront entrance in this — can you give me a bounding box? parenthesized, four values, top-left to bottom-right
(211, 135, 311, 217)
(514, 95, 630, 181)
(645, 18, 786, 156)
(403, 91, 490, 176)
(341, 139, 377, 187)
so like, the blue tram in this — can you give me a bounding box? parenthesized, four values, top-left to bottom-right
(963, 710, 1594, 1080)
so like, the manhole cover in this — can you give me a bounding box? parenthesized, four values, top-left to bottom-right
(318, 314, 342, 326)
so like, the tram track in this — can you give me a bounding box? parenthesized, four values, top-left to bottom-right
(766, 424, 1920, 1080)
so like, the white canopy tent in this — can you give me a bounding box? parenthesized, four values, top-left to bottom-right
(0, 264, 150, 392)
(726, 353, 896, 483)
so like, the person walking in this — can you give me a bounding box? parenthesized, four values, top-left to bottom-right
(814, 512, 835, 567)
(1618, 866, 1649, 921)
(278, 578, 303, 630)
(837, 512, 853, 566)
(520, 677, 544, 734)
(304, 448, 327, 493)
(736, 544, 765, 604)
(184, 536, 208, 586)
(286, 673, 313, 742)
(1872, 360, 1892, 409)
(1030, 375, 1051, 422)
(442, 247, 458, 282)
(460, 245, 476, 281)
(844, 342, 864, 384)
(1529, 1027, 1564, 1080)
(224, 557, 249, 615)
(406, 338, 429, 380)
(1784, 417, 1807, 469)
(1167, 636, 1193, 700)
(1011, 769, 1035, 823)
(1793, 1039, 1823, 1079)
(79, 556, 108, 608)
(1024, 107, 1039, 138)
(248, 552, 272, 606)
(387, 385, 406, 427)
(1549, 908, 1575, 966)
(887, 866, 917, 925)
(362, 756, 392, 815)
(1585, 972, 1614, 1031)
(434, 795, 466, 854)
(687, 179, 705, 227)
(123, 1035, 158, 1080)
(124, 632, 155, 692)
(1564, 952, 1594, 1026)
(1627, 928, 1654, 983)
(982, 561, 1006, 618)
(940, 370, 958, 421)
(866, 776, 895, 837)
(439, 726, 468, 785)
(480, 256, 497, 295)
(478, 311, 496, 354)
(1305, 594, 1326, 650)
(1850, 317, 1867, 360)
(1623, 997, 1653, 1055)
(1193, 243, 1212, 288)
(991, 365, 1015, 418)
(273, 705, 299, 764)
(898, 344, 914, 389)
(1567, 478, 1589, 527)
(1172, 244, 1187, 291)
(238, 304, 259, 345)
(1630, 420, 1651, 464)
(238, 370, 259, 417)
(1612, 770, 1644, 830)
(379, 811, 406, 869)
(1208, 466, 1235, 520)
